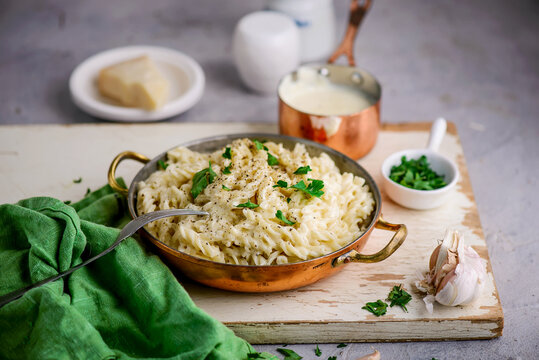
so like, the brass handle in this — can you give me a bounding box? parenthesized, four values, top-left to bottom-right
(328, 0, 371, 66)
(332, 215, 407, 267)
(107, 151, 150, 196)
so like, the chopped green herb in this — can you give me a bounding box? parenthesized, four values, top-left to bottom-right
(276, 348, 302, 360)
(328, 357, 337, 360)
(247, 353, 262, 359)
(336, 343, 347, 348)
(222, 147, 232, 159)
(389, 155, 447, 190)
(267, 152, 279, 166)
(191, 161, 217, 199)
(73, 177, 82, 183)
(387, 284, 412, 312)
(291, 179, 324, 198)
(273, 180, 288, 188)
(85, 188, 91, 196)
(276, 210, 295, 225)
(314, 344, 321, 357)
(236, 200, 259, 209)
(286, 197, 291, 203)
(253, 139, 268, 151)
(158, 160, 169, 170)
(294, 165, 312, 175)
(222, 185, 231, 191)
(64, 200, 71, 205)
(222, 165, 231, 174)
(247, 352, 279, 360)
(362, 299, 388, 317)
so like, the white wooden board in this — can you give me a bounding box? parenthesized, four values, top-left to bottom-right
(0, 122, 503, 343)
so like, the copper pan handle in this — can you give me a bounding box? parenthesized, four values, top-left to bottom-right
(107, 151, 150, 196)
(332, 215, 407, 267)
(328, 0, 371, 67)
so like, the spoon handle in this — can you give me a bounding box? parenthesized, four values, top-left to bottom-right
(426, 117, 447, 152)
(0, 209, 207, 307)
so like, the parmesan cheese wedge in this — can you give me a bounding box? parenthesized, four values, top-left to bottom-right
(98, 55, 169, 110)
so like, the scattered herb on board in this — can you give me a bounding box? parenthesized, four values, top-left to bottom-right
(337, 343, 347, 348)
(236, 200, 259, 209)
(191, 161, 217, 199)
(273, 180, 288, 188)
(222, 165, 231, 174)
(158, 160, 169, 170)
(276, 348, 302, 360)
(222, 147, 232, 159)
(291, 179, 324, 198)
(247, 352, 279, 360)
(222, 185, 231, 191)
(253, 139, 269, 151)
(389, 155, 446, 190)
(64, 200, 71, 205)
(328, 357, 337, 360)
(85, 188, 91, 196)
(362, 299, 388, 317)
(387, 285, 412, 312)
(276, 210, 295, 225)
(73, 177, 82, 183)
(267, 152, 279, 166)
(314, 344, 322, 357)
(294, 165, 312, 175)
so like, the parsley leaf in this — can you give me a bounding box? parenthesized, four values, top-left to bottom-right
(73, 177, 82, 183)
(158, 160, 169, 170)
(294, 165, 312, 175)
(273, 180, 288, 188)
(64, 200, 71, 205)
(387, 285, 412, 312)
(286, 197, 291, 203)
(247, 352, 279, 360)
(314, 344, 321, 357)
(236, 200, 259, 209)
(291, 179, 324, 198)
(328, 357, 337, 360)
(222, 147, 232, 159)
(362, 299, 388, 317)
(222, 185, 231, 191)
(85, 188, 91, 196)
(253, 139, 268, 151)
(191, 161, 217, 199)
(389, 155, 446, 190)
(267, 152, 279, 166)
(337, 343, 347, 348)
(222, 165, 231, 174)
(276, 210, 295, 225)
(276, 348, 302, 360)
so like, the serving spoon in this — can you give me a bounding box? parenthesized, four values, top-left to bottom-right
(0, 209, 208, 307)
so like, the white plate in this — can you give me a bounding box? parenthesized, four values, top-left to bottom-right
(69, 45, 205, 122)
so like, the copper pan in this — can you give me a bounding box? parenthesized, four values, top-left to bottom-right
(278, 0, 381, 160)
(107, 133, 406, 292)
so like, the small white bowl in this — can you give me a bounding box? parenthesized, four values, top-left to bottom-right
(69, 45, 205, 122)
(381, 118, 459, 210)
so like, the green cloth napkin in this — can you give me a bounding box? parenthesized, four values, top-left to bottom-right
(0, 183, 255, 360)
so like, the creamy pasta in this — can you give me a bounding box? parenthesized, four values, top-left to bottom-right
(137, 138, 374, 265)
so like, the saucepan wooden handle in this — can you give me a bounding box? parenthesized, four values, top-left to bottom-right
(107, 151, 150, 196)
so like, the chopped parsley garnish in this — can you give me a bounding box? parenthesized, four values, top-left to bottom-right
(276, 210, 295, 225)
(276, 348, 302, 360)
(387, 285, 412, 312)
(236, 200, 259, 209)
(328, 357, 337, 360)
(267, 152, 279, 166)
(337, 343, 347, 348)
(85, 188, 91, 196)
(291, 179, 324, 198)
(253, 139, 268, 151)
(362, 299, 388, 317)
(286, 197, 291, 203)
(73, 177, 82, 183)
(222, 165, 231, 174)
(157, 160, 169, 170)
(247, 352, 279, 360)
(294, 165, 312, 175)
(222, 185, 231, 191)
(389, 155, 446, 190)
(64, 200, 71, 205)
(191, 161, 217, 199)
(222, 147, 232, 159)
(273, 180, 288, 188)
(314, 344, 321, 357)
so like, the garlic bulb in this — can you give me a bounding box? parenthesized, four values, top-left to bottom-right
(416, 229, 486, 313)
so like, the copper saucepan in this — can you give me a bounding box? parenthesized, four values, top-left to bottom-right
(108, 133, 406, 292)
(278, 0, 381, 160)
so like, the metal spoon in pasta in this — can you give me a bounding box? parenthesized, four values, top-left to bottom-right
(0, 209, 208, 307)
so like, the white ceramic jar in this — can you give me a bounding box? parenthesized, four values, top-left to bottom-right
(233, 11, 300, 95)
(266, 0, 336, 62)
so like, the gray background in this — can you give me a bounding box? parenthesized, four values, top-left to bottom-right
(1, 0, 538, 358)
